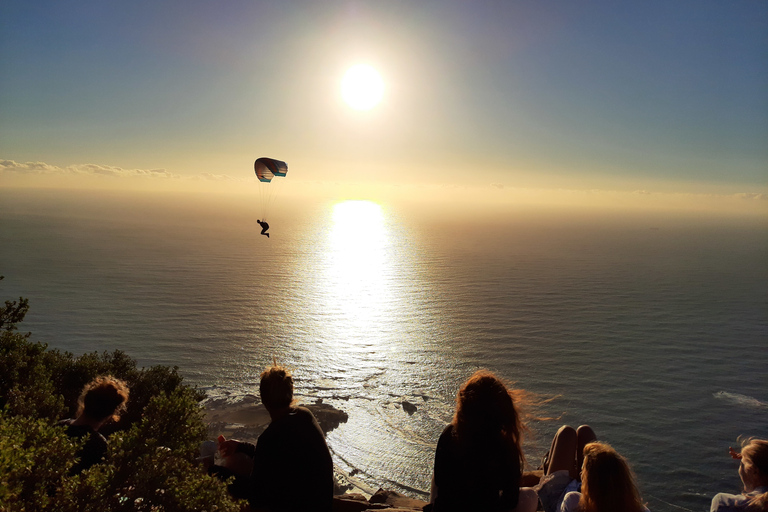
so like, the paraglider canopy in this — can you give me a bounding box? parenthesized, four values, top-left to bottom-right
(253, 157, 288, 223)
(254, 157, 288, 183)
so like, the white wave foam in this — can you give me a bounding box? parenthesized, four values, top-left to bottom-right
(713, 391, 767, 408)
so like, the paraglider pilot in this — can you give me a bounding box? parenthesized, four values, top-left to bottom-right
(257, 219, 270, 238)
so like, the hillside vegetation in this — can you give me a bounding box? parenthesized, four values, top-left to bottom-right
(0, 276, 240, 512)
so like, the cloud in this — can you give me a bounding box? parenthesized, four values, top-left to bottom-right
(196, 172, 239, 181)
(0, 160, 62, 174)
(0, 159, 184, 180)
(734, 193, 767, 201)
(490, 183, 504, 189)
(633, 189, 651, 195)
(71, 164, 181, 179)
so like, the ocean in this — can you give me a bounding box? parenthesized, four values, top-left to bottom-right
(1, 187, 766, 512)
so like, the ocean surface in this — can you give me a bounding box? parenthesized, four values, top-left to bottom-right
(1, 187, 767, 512)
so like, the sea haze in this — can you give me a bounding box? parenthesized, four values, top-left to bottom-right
(1, 187, 766, 512)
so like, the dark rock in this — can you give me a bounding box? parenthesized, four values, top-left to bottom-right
(306, 402, 349, 435)
(401, 401, 418, 415)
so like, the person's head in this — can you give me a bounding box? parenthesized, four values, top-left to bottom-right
(259, 363, 295, 412)
(739, 438, 768, 493)
(452, 370, 523, 447)
(579, 442, 645, 512)
(77, 375, 130, 424)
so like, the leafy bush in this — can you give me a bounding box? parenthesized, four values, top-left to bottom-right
(0, 411, 79, 511)
(0, 276, 240, 512)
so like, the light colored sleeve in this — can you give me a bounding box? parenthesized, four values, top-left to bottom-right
(560, 491, 582, 512)
(711, 493, 725, 512)
(710, 492, 744, 512)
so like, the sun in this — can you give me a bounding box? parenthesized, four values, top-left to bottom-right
(341, 65, 384, 110)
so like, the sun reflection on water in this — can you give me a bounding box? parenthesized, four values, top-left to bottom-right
(294, 199, 446, 496)
(322, 200, 394, 339)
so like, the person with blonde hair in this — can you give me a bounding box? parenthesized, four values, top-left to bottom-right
(218, 362, 333, 512)
(711, 438, 768, 512)
(428, 370, 538, 512)
(57, 375, 130, 473)
(559, 442, 649, 512)
(537, 425, 648, 512)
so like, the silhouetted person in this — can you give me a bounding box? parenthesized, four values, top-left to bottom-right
(57, 375, 129, 474)
(257, 219, 270, 238)
(218, 363, 333, 512)
(428, 370, 538, 512)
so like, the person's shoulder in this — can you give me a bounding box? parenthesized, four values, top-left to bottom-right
(58, 419, 95, 438)
(293, 405, 313, 415)
(436, 424, 455, 446)
(290, 405, 317, 422)
(284, 406, 323, 430)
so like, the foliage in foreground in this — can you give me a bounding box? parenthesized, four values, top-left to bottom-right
(0, 276, 240, 512)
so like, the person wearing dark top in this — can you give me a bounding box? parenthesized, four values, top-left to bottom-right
(428, 370, 538, 512)
(56, 375, 129, 474)
(218, 363, 333, 512)
(257, 219, 270, 238)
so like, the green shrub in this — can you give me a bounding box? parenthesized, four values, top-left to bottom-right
(0, 277, 240, 511)
(0, 411, 83, 512)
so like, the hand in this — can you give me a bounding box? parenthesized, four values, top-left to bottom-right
(218, 435, 240, 458)
(729, 447, 742, 460)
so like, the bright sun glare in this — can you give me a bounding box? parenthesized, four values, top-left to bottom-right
(328, 200, 387, 281)
(325, 200, 389, 329)
(341, 65, 384, 110)
(331, 200, 385, 243)
(319, 201, 399, 344)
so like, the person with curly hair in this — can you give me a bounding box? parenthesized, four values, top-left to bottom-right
(428, 370, 538, 512)
(57, 375, 129, 473)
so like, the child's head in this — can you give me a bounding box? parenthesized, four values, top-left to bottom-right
(580, 442, 644, 512)
(259, 363, 295, 411)
(77, 375, 130, 423)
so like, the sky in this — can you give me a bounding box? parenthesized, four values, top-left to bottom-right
(1, 0, 767, 209)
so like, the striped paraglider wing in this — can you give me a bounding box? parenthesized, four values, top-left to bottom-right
(254, 157, 288, 183)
